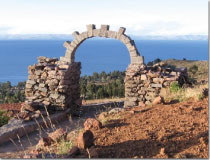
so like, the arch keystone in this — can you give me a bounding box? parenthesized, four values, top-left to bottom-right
(86, 24, 96, 37)
(100, 24, 110, 37)
(107, 31, 117, 39)
(93, 29, 100, 37)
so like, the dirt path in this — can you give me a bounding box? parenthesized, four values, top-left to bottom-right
(0, 102, 122, 158)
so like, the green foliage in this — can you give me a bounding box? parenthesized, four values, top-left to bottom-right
(147, 58, 162, 66)
(153, 58, 162, 64)
(0, 110, 9, 127)
(170, 82, 181, 93)
(57, 139, 73, 155)
(197, 94, 205, 101)
(147, 61, 153, 66)
(80, 70, 125, 100)
(189, 65, 198, 74)
(0, 81, 25, 104)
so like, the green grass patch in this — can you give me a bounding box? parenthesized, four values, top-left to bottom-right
(57, 139, 73, 155)
(170, 82, 181, 93)
(0, 110, 9, 127)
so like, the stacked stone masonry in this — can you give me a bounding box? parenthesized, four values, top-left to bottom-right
(124, 62, 188, 107)
(22, 24, 190, 114)
(25, 56, 81, 112)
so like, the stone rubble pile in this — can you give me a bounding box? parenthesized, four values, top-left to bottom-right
(124, 62, 189, 107)
(23, 56, 81, 113)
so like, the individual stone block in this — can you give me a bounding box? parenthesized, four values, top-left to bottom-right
(99, 24, 109, 37)
(26, 80, 36, 85)
(118, 27, 126, 34)
(93, 29, 100, 37)
(151, 83, 162, 88)
(72, 31, 80, 39)
(80, 32, 88, 39)
(86, 24, 96, 37)
(63, 41, 71, 48)
(120, 35, 131, 44)
(131, 56, 144, 64)
(141, 74, 147, 80)
(107, 31, 117, 39)
(153, 78, 164, 84)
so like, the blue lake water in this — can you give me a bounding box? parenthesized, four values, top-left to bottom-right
(0, 39, 208, 85)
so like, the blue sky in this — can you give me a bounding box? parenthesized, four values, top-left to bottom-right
(0, 0, 208, 36)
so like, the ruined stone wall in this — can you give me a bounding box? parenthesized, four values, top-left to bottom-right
(23, 56, 81, 112)
(124, 62, 188, 107)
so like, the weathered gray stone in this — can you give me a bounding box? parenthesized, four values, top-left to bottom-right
(27, 80, 36, 85)
(151, 83, 162, 88)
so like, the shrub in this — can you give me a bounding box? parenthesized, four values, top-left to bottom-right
(147, 61, 153, 66)
(189, 65, 198, 74)
(0, 110, 9, 127)
(57, 139, 73, 155)
(153, 58, 162, 64)
(197, 94, 205, 101)
(170, 82, 181, 93)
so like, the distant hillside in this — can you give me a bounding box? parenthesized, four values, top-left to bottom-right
(163, 59, 208, 83)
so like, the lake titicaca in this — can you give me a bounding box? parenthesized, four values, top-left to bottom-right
(0, 39, 208, 85)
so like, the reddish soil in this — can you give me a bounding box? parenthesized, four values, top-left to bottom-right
(0, 98, 208, 158)
(0, 103, 22, 112)
(92, 98, 208, 158)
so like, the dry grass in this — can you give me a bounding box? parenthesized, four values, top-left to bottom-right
(163, 59, 208, 82)
(160, 83, 208, 103)
(99, 112, 122, 125)
(82, 97, 124, 105)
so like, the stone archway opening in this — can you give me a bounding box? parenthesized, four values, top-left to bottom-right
(73, 36, 131, 101)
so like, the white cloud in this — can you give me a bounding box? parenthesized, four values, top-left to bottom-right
(0, 1, 207, 36)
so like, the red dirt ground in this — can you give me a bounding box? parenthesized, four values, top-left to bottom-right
(91, 98, 209, 158)
(0, 103, 22, 112)
(0, 98, 208, 158)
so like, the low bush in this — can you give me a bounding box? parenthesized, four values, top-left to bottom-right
(170, 82, 181, 93)
(0, 110, 9, 127)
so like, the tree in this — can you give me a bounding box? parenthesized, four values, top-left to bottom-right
(147, 61, 153, 66)
(17, 81, 26, 89)
(96, 87, 104, 99)
(153, 58, 161, 64)
(92, 72, 99, 81)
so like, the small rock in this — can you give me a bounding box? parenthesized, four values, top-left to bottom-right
(129, 110, 137, 114)
(152, 96, 164, 105)
(32, 113, 40, 119)
(16, 111, 31, 121)
(84, 118, 102, 131)
(77, 130, 94, 149)
(36, 137, 53, 150)
(21, 103, 36, 112)
(23, 153, 38, 158)
(108, 108, 124, 114)
(159, 148, 165, 155)
(87, 146, 98, 158)
(98, 112, 108, 120)
(48, 128, 67, 142)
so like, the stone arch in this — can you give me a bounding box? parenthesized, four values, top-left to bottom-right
(60, 24, 144, 64)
